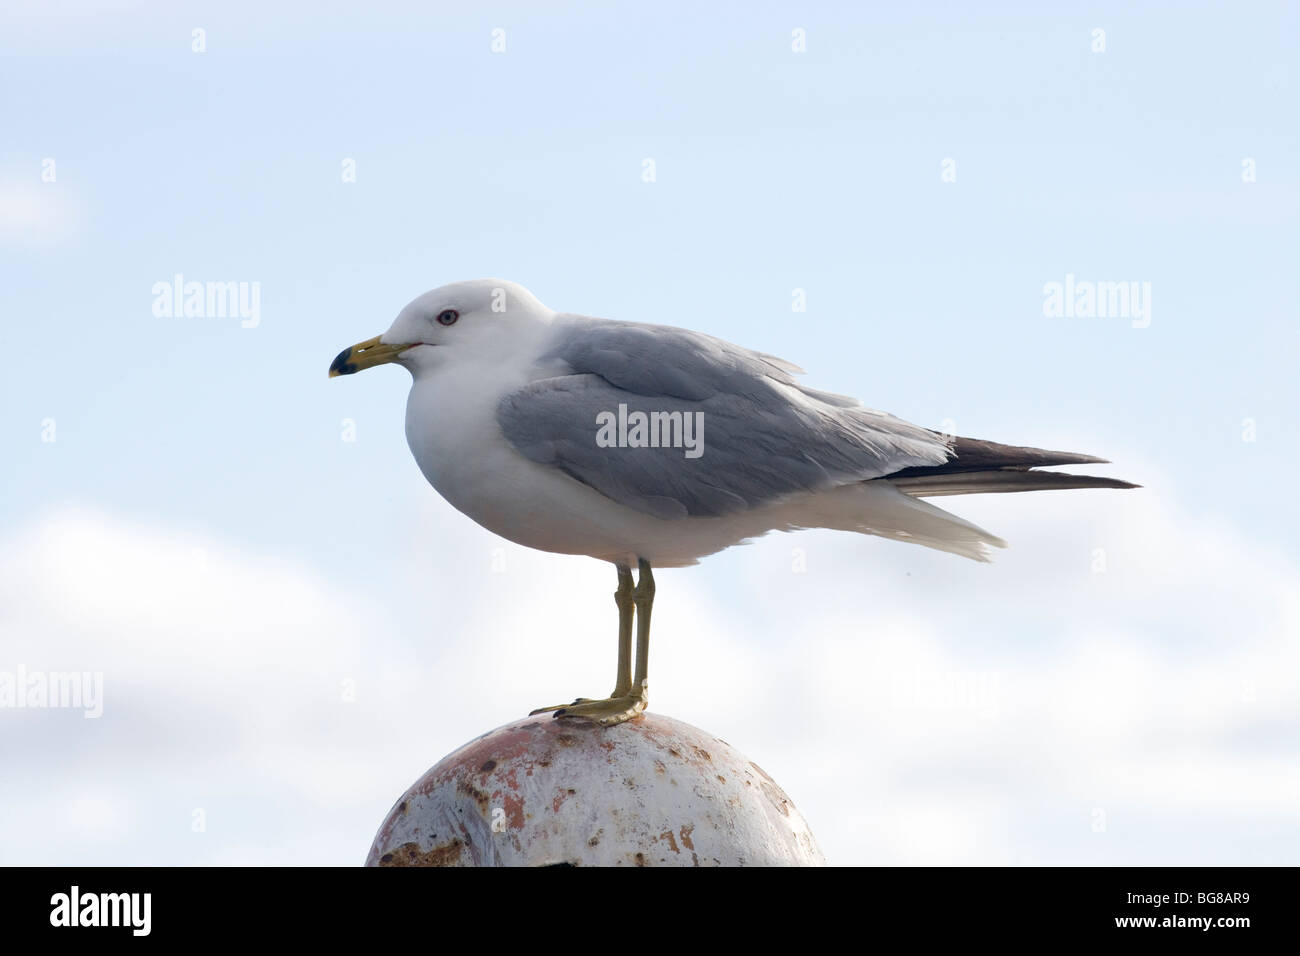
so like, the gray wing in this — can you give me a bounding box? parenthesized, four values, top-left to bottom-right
(496, 315, 951, 519)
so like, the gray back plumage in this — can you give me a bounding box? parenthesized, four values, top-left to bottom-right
(496, 315, 951, 519)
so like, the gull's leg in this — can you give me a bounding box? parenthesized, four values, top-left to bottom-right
(534, 559, 653, 726)
(611, 563, 634, 697)
(528, 563, 636, 718)
(630, 558, 653, 698)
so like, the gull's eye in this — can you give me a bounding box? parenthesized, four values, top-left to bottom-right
(437, 309, 459, 326)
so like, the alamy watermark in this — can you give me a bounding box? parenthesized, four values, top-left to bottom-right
(596, 404, 704, 459)
(1042, 273, 1151, 328)
(50, 886, 150, 936)
(152, 273, 260, 328)
(0, 665, 103, 718)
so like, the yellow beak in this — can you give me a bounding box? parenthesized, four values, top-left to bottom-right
(329, 335, 412, 378)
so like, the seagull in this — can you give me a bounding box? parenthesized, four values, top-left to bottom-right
(330, 279, 1137, 725)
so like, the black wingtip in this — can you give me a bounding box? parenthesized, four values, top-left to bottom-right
(888, 469, 1142, 497)
(901, 436, 1116, 479)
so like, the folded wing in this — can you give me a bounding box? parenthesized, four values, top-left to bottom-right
(497, 316, 952, 519)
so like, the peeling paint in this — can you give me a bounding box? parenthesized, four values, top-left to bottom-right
(377, 839, 464, 867)
(364, 713, 824, 867)
(680, 824, 695, 851)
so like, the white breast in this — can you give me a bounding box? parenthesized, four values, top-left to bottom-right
(402, 358, 787, 567)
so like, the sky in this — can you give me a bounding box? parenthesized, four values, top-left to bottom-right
(1, 0, 1297, 865)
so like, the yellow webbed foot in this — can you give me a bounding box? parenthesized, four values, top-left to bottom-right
(531, 682, 648, 726)
(528, 698, 598, 715)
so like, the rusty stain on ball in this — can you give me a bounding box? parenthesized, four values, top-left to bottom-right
(366, 713, 824, 866)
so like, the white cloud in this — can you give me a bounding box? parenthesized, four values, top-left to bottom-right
(0, 178, 82, 245)
(1, 487, 1297, 864)
(676, 488, 1300, 863)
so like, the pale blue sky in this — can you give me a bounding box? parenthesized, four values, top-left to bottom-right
(2, 1, 1297, 865)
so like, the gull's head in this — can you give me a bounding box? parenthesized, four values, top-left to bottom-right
(329, 278, 552, 378)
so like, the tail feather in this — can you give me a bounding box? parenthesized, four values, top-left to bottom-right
(775, 481, 1008, 562)
(773, 435, 1137, 562)
(850, 487, 1008, 561)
